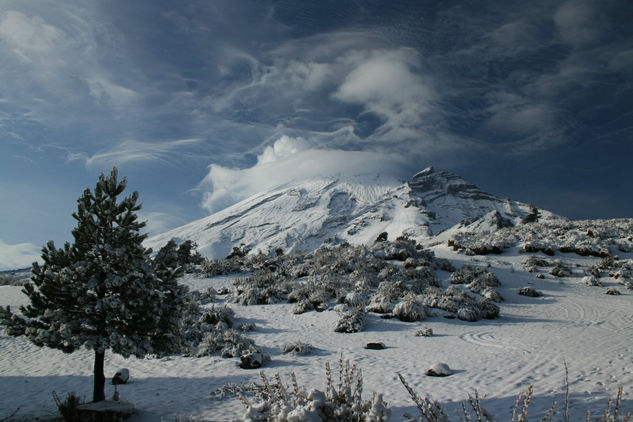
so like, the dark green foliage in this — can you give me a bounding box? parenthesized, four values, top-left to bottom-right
(0, 168, 187, 402)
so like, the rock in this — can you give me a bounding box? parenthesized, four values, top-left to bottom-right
(365, 342, 386, 350)
(518, 286, 542, 297)
(112, 368, 129, 385)
(535, 273, 545, 279)
(605, 288, 622, 296)
(426, 362, 451, 377)
(239, 352, 264, 369)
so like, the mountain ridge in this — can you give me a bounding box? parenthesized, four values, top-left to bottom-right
(146, 167, 549, 259)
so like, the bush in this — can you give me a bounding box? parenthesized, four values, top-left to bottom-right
(52, 391, 82, 422)
(240, 359, 389, 422)
(392, 293, 427, 322)
(196, 328, 266, 359)
(281, 341, 313, 355)
(334, 307, 366, 333)
(199, 305, 234, 328)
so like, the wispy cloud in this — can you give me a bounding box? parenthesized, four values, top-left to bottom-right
(67, 138, 204, 168)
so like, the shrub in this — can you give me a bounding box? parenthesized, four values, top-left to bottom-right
(196, 328, 266, 359)
(281, 341, 313, 355)
(199, 305, 234, 328)
(334, 307, 366, 333)
(52, 391, 82, 422)
(240, 359, 389, 422)
(392, 293, 427, 322)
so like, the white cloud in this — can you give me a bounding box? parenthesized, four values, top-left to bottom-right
(334, 50, 431, 106)
(333, 49, 436, 141)
(0, 239, 41, 271)
(199, 136, 411, 212)
(68, 138, 204, 168)
(257, 135, 309, 164)
(0, 10, 66, 55)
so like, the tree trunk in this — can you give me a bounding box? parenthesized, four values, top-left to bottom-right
(93, 350, 106, 402)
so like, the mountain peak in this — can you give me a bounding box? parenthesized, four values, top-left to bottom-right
(147, 167, 538, 259)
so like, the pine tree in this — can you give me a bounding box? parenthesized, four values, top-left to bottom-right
(0, 168, 187, 402)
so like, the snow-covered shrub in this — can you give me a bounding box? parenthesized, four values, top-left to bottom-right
(199, 305, 234, 328)
(481, 287, 504, 302)
(366, 281, 405, 313)
(392, 293, 427, 322)
(449, 265, 500, 289)
(281, 341, 313, 355)
(196, 328, 265, 359)
(523, 256, 551, 268)
(478, 299, 500, 319)
(190, 288, 216, 305)
(518, 286, 542, 297)
(549, 261, 572, 277)
(582, 275, 602, 287)
(202, 258, 244, 276)
(292, 299, 314, 315)
(344, 291, 367, 307)
(415, 328, 433, 337)
(366, 295, 394, 314)
(605, 288, 622, 296)
(334, 307, 366, 333)
(241, 359, 389, 422)
(457, 305, 481, 322)
(233, 273, 290, 305)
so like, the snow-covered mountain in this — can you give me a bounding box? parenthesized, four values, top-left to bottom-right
(146, 167, 550, 259)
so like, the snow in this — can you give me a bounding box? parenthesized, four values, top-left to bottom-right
(2, 247, 633, 421)
(3, 169, 632, 420)
(144, 169, 536, 261)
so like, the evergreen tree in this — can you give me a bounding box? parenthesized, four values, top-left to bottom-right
(0, 168, 187, 402)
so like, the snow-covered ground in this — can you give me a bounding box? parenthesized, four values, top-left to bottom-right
(1, 247, 633, 421)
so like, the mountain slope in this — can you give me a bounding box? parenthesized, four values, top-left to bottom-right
(146, 167, 545, 259)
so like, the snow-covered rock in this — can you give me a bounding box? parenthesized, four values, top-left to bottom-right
(112, 368, 129, 385)
(426, 362, 452, 377)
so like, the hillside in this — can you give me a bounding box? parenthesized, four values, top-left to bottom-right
(146, 167, 549, 258)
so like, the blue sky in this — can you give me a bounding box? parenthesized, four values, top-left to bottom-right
(1, 0, 632, 269)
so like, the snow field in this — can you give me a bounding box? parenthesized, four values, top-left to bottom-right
(1, 247, 633, 421)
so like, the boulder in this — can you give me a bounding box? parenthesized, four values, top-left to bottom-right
(239, 352, 264, 369)
(365, 342, 386, 350)
(426, 362, 451, 377)
(112, 368, 129, 385)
